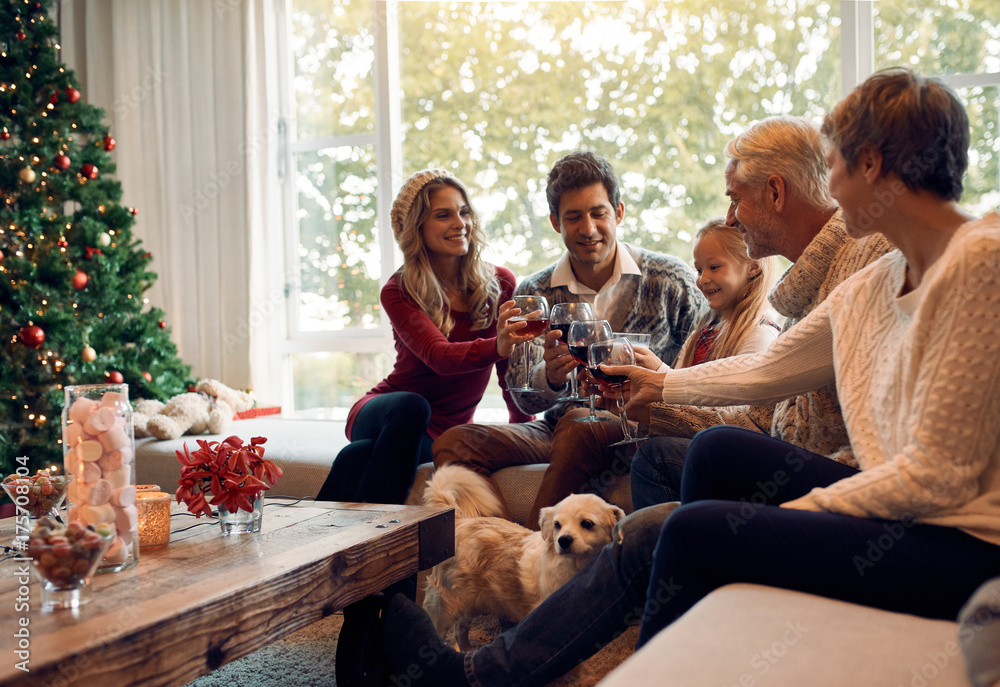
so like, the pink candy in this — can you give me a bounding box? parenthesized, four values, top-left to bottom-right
(62, 389, 137, 566)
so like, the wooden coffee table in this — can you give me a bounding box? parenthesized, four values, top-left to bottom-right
(0, 499, 454, 687)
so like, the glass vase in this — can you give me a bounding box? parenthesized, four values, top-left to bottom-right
(218, 495, 263, 535)
(61, 383, 139, 573)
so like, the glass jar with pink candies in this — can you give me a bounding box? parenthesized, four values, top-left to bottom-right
(61, 383, 138, 573)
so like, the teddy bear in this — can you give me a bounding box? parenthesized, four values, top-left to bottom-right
(133, 379, 255, 441)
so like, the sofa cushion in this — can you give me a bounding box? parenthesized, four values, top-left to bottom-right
(599, 583, 969, 687)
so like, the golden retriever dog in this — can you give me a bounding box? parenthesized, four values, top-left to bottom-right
(422, 464, 625, 650)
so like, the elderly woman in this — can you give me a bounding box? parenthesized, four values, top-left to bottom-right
(380, 68, 1000, 687)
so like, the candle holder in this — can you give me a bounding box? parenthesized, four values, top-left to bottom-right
(136, 491, 171, 549)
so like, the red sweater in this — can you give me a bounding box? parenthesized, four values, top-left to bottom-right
(346, 266, 532, 440)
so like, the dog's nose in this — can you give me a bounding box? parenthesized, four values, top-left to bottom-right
(558, 535, 573, 550)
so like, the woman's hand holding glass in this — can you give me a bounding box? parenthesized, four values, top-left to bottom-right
(594, 363, 669, 427)
(497, 299, 543, 358)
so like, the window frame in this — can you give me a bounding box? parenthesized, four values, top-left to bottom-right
(272, 0, 1000, 412)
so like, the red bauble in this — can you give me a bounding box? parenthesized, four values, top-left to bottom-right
(16, 31, 26, 41)
(157, 320, 166, 329)
(142, 371, 152, 383)
(130, 207, 138, 216)
(18, 325, 45, 349)
(71, 269, 88, 290)
(65, 87, 80, 103)
(103, 135, 116, 151)
(54, 154, 70, 170)
(81, 163, 98, 180)
(0, 130, 9, 140)
(106, 371, 124, 384)
(49, 91, 58, 104)
(57, 239, 68, 248)
(187, 385, 197, 393)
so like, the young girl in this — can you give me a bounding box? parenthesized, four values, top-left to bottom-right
(316, 169, 534, 507)
(528, 218, 777, 525)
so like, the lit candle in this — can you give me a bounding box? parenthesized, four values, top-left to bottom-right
(136, 484, 161, 493)
(136, 491, 171, 549)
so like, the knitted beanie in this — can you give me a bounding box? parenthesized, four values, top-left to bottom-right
(389, 168, 454, 241)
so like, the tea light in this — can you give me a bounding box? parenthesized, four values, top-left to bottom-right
(136, 484, 161, 493)
(136, 491, 171, 548)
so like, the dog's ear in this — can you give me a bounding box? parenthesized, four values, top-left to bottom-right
(539, 506, 555, 542)
(608, 505, 626, 527)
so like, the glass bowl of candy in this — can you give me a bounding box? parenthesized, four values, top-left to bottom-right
(2, 472, 71, 526)
(27, 518, 114, 610)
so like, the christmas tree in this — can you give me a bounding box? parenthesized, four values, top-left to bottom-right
(0, 0, 191, 477)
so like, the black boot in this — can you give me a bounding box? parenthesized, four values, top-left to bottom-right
(336, 595, 391, 687)
(382, 594, 469, 687)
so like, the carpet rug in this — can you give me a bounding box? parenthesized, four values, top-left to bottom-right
(185, 611, 637, 686)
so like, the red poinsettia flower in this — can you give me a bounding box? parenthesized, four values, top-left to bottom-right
(174, 435, 283, 517)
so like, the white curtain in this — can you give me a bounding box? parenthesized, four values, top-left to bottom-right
(58, 0, 282, 403)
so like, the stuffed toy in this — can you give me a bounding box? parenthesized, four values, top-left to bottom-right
(133, 379, 255, 441)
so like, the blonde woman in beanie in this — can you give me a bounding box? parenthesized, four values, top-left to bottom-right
(317, 170, 534, 509)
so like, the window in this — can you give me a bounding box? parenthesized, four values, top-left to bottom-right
(275, 0, 1000, 417)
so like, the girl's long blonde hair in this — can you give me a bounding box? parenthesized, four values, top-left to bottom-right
(395, 177, 500, 336)
(677, 218, 777, 369)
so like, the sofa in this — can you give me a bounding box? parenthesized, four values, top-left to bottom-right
(598, 581, 998, 687)
(133, 416, 632, 526)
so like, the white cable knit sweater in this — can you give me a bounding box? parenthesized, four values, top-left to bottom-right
(661, 212, 1000, 546)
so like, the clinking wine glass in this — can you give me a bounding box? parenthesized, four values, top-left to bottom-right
(551, 302, 596, 402)
(509, 295, 550, 393)
(568, 319, 614, 423)
(589, 336, 646, 446)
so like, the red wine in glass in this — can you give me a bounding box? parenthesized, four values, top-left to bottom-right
(588, 366, 628, 385)
(568, 345, 590, 367)
(511, 317, 550, 339)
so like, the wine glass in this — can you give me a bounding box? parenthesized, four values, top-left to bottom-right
(551, 302, 595, 402)
(589, 336, 646, 446)
(508, 295, 550, 393)
(567, 320, 614, 423)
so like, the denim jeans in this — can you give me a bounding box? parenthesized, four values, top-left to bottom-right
(629, 436, 689, 509)
(469, 426, 1000, 687)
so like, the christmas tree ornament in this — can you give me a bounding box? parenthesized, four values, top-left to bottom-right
(0, 130, 9, 140)
(81, 163, 98, 180)
(57, 238, 68, 248)
(143, 371, 152, 382)
(49, 91, 58, 104)
(53, 153, 70, 170)
(158, 320, 167, 329)
(71, 269, 88, 290)
(130, 207, 138, 216)
(65, 87, 80, 103)
(103, 135, 116, 151)
(106, 370, 124, 384)
(16, 31, 26, 41)
(19, 167, 36, 183)
(98, 232, 111, 247)
(18, 325, 45, 349)
(84, 246, 103, 259)
(81, 346, 96, 362)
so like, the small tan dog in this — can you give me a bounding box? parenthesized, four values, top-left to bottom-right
(423, 464, 625, 649)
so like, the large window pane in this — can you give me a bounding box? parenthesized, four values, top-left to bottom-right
(961, 85, 1000, 215)
(398, 0, 841, 275)
(291, 351, 389, 416)
(874, 1, 1000, 74)
(293, 145, 380, 332)
(290, 0, 376, 141)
